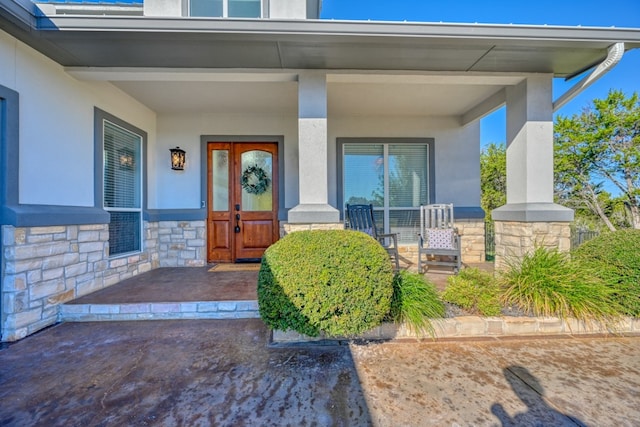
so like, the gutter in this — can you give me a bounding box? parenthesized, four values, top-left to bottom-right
(0, 0, 36, 31)
(553, 42, 625, 112)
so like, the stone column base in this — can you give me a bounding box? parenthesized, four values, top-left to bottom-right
(280, 222, 344, 237)
(456, 219, 486, 264)
(494, 221, 571, 270)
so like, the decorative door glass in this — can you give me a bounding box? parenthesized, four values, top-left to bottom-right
(240, 150, 272, 211)
(211, 150, 229, 211)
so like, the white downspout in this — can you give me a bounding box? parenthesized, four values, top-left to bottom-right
(553, 42, 625, 112)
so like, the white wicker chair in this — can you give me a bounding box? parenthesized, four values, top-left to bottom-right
(417, 204, 461, 273)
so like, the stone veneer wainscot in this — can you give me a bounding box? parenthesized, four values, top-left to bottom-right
(156, 220, 207, 267)
(1, 219, 206, 341)
(282, 220, 486, 269)
(494, 221, 571, 269)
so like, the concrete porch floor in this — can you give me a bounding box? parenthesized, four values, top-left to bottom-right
(58, 264, 489, 323)
(70, 267, 259, 304)
(66, 262, 484, 305)
(61, 266, 262, 322)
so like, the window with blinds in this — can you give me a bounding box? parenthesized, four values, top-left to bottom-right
(103, 120, 142, 256)
(343, 142, 430, 243)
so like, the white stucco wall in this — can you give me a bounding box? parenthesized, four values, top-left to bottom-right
(144, 0, 182, 16)
(154, 113, 299, 210)
(154, 112, 480, 212)
(328, 115, 481, 207)
(269, 0, 307, 19)
(0, 31, 156, 207)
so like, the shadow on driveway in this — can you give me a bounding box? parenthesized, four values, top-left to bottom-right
(0, 320, 370, 426)
(2, 319, 639, 426)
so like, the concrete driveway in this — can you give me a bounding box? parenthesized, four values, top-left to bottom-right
(1, 319, 639, 426)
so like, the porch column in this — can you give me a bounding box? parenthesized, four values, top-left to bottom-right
(287, 71, 340, 224)
(492, 76, 573, 268)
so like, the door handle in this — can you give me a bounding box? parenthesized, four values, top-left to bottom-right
(235, 213, 241, 233)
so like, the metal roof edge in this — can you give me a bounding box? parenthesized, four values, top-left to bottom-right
(0, 0, 37, 31)
(2, 0, 639, 47)
(35, 15, 640, 45)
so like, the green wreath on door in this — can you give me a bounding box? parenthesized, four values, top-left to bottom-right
(241, 164, 271, 195)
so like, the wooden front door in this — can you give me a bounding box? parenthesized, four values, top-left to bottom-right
(207, 142, 279, 263)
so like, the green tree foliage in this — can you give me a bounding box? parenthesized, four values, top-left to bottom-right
(480, 143, 506, 221)
(554, 90, 640, 230)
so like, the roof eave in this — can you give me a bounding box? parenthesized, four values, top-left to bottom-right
(2, 1, 640, 74)
(36, 15, 640, 45)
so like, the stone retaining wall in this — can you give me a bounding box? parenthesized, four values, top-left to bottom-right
(273, 316, 640, 343)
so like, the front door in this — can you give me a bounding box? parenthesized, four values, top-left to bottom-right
(207, 142, 279, 262)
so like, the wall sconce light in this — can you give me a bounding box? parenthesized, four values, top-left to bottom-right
(118, 148, 134, 170)
(170, 146, 186, 170)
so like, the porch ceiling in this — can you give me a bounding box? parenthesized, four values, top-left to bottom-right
(111, 79, 507, 117)
(113, 81, 299, 115)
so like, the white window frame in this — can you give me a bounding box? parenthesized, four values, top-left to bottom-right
(337, 138, 435, 243)
(103, 119, 144, 258)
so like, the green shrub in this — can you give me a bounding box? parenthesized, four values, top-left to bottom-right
(499, 247, 623, 322)
(572, 229, 640, 317)
(257, 230, 394, 337)
(442, 268, 502, 316)
(388, 271, 445, 338)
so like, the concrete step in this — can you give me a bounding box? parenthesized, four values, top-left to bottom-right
(60, 300, 260, 322)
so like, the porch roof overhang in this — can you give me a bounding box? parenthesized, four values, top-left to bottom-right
(2, 1, 640, 76)
(2, 1, 640, 121)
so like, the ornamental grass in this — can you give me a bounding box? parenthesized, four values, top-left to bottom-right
(388, 271, 445, 338)
(498, 246, 624, 325)
(442, 268, 502, 316)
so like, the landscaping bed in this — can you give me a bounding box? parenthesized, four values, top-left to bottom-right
(272, 316, 640, 344)
(260, 229, 640, 343)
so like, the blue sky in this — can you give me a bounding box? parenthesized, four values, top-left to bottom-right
(321, 0, 640, 147)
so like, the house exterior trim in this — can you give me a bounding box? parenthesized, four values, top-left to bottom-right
(454, 207, 485, 220)
(34, 17, 640, 45)
(0, 84, 19, 225)
(2, 205, 110, 227)
(145, 209, 206, 222)
(492, 203, 574, 223)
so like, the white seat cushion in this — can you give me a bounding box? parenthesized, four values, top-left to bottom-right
(426, 228, 455, 249)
